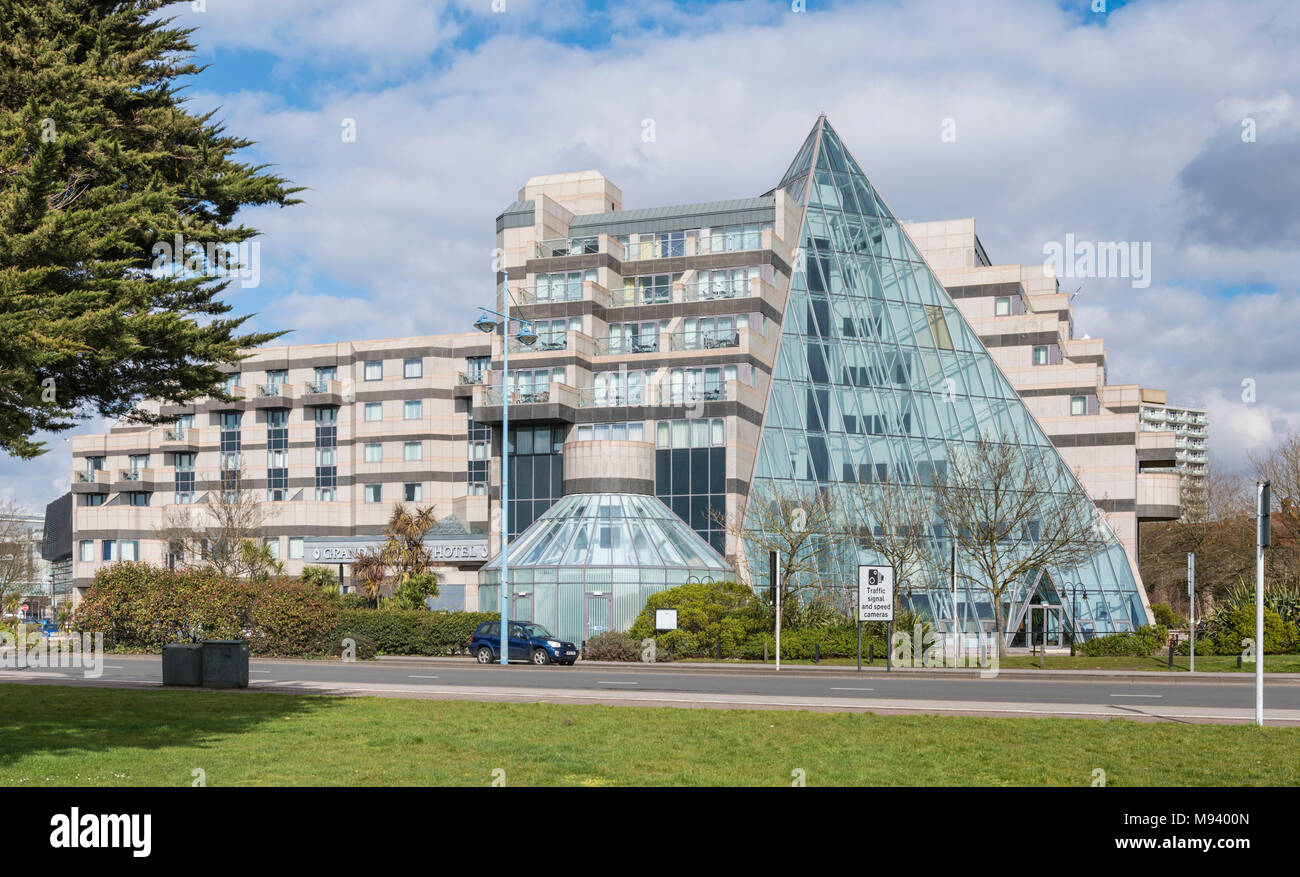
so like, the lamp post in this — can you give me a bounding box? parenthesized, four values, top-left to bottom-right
(1062, 582, 1088, 657)
(474, 269, 538, 666)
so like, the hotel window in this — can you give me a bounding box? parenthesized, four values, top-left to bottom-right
(314, 406, 338, 501)
(654, 418, 727, 552)
(576, 421, 647, 442)
(289, 537, 304, 560)
(464, 356, 489, 383)
(404, 483, 422, 502)
(264, 538, 280, 560)
(223, 372, 241, 393)
(365, 442, 383, 463)
(364, 484, 382, 504)
(101, 540, 118, 562)
(128, 453, 150, 473)
(468, 413, 489, 494)
(364, 402, 383, 422)
(174, 452, 195, 504)
(404, 441, 422, 461)
(267, 409, 289, 501)
(1071, 395, 1087, 416)
(1032, 345, 1050, 366)
(404, 357, 423, 379)
(84, 494, 105, 507)
(79, 540, 94, 562)
(623, 273, 673, 305)
(505, 426, 565, 537)
(265, 369, 288, 394)
(535, 270, 594, 303)
(364, 360, 383, 381)
(118, 540, 138, 562)
(128, 491, 150, 507)
(404, 400, 422, 420)
(995, 297, 1011, 316)
(219, 411, 242, 471)
(312, 366, 337, 391)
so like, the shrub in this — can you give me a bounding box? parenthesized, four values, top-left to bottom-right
(329, 631, 378, 661)
(248, 579, 340, 656)
(582, 631, 641, 661)
(1078, 625, 1169, 657)
(332, 609, 497, 655)
(740, 625, 886, 661)
(627, 580, 768, 658)
(301, 565, 340, 597)
(72, 563, 339, 656)
(1203, 605, 1293, 655)
(385, 573, 439, 611)
(1150, 602, 1183, 629)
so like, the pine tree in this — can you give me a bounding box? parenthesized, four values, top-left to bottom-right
(0, 0, 301, 457)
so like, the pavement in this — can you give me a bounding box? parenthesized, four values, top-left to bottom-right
(4, 653, 1300, 725)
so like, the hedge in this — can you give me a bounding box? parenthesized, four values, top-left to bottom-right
(626, 580, 769, 657)
(1077, 625, 1169, 657)
(73, 562, 339, 656)
(332, 609, 498, 656)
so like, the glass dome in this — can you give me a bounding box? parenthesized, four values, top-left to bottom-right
(479, 492, 729, 583)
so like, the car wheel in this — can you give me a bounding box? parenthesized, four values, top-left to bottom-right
(476, 646, 494, 664)
(532, 648, 551, 665)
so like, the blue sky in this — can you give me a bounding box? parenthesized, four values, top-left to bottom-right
(3, 0, 1297, 510)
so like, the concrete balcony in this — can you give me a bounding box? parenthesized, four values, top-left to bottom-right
(1137, 471, 1181, 521)
(113, 468, 157, 492)
(1136, 430, 1178, 467)
(160, 426, 202, 450)
(71, 470, 110, 494)
(472, 383, 581, 424)
(300, 379, 344, 407)
(252, 382, 297, 408)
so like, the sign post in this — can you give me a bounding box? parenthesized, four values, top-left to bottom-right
(1256, 481, 1270, 726)
(770, 550, 781, 672)
(1188, 552, 1195, 673)
(858, 565, 894, 672)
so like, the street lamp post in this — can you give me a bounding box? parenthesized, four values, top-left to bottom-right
(1063, 582, 1088, 657)
(474, 269, 537, 666)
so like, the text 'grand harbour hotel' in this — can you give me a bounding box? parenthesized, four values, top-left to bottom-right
(68, 117, 1197, 645)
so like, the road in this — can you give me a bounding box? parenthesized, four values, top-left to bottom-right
(4, 654, 1300, 724)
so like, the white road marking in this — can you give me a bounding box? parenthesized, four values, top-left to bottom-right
(407, 675, 440, 679)
(830, 687, 874, 691)
(249, 670, 272, 674)
(1109, 693, 1163, 698)
(597, 681, 639, 685)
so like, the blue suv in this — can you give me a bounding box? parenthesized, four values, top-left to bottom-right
(471, 622, 578, 665)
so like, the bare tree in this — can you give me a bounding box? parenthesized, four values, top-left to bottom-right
(714, 482, 846, 617)
(154, 466, 275, 578)
(1251, 431, 1300, 538)
(931, 435, 1106, 654)
(0, 502, 39, 617)
(843, 477, 944, 601)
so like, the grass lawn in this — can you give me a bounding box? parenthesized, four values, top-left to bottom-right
(1, 683, 1297, 786)
(677, 655, 1300, 672)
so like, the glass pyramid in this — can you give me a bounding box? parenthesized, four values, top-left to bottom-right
(747, 116, 1149, 640)
(480, 493, 730, 582)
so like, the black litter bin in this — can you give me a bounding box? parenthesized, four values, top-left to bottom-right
(201, 639, 249, 689)
(161, 643, 203, 686)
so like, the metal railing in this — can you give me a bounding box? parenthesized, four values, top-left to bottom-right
(458, 371, 487, 385)
(258, 383, 288, 397)
(670, 330, 741, 351)
(578, 383, 729, 408)
(595, 336, 660, 355)
(508, 334, 568, 353)
(305, 379, 333, 394)
(536, 236, 599, 258)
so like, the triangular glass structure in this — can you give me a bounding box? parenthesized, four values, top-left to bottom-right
(747, 116, 1148, 640)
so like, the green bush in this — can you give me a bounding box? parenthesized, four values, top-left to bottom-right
(1078, 625, 1169, 657)
(740, 625, 886, 661)
(1150, 602, 1183, 629)
(1203, 605, 1294, 655)
(332, 608, 497, 655)
(582, 631, 642, 661)
(627, 580, 769, 658)
(385, 573, 439, 611)
(72, 562, 339, 656)
(329, 631, 378, 661)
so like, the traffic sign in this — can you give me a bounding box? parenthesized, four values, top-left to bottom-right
(857, 566, 894, 622)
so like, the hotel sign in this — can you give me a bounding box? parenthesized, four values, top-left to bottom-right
(303, 537, 488, 565)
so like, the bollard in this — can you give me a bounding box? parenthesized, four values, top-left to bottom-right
(1168, 637, 1175, 669)
(1237, 653, 1243, 670)
(814, 642, 820, 663)
(764, 641, 768, 663)
(716, 641, 722, 661)
(868, 642, 874, 665)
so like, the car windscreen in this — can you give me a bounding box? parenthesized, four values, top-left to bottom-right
(519, 624, 552, 639)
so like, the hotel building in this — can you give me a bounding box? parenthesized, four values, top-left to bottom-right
(64, 116, 1182, 645)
